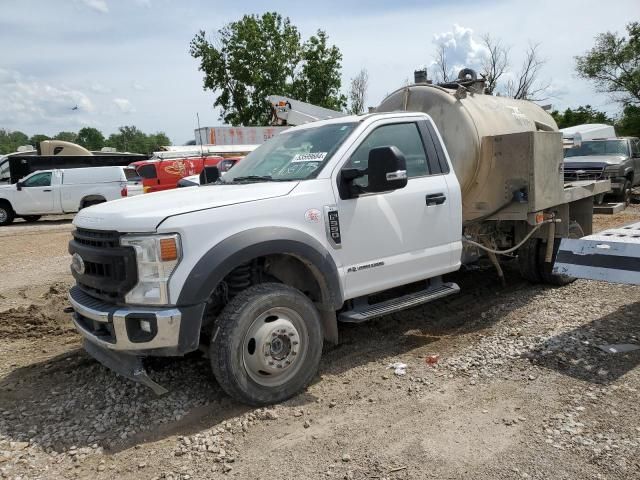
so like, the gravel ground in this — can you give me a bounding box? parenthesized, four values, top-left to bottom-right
(0, 207, 639, 479)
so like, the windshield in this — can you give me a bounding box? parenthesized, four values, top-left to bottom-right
(565, 140, 629, 158)
(220, 122, 356, 183)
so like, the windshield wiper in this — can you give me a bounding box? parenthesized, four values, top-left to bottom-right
(230, 175, 292, 183)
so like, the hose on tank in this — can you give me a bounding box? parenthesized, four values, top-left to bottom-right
(462, 218, 560, 256)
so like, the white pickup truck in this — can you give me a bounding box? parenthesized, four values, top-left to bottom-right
(67, 102, 608, 405)
(0, 166, 142, 225)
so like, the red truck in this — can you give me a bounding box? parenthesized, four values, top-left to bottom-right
(131, 155, 242, 193)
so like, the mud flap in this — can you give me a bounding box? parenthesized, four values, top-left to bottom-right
(83, 340, 169, 396)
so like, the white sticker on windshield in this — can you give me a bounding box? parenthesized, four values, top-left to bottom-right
(291, 152, 327, 163)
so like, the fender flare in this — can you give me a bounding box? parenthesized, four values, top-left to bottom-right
(177, 227, 343, 310)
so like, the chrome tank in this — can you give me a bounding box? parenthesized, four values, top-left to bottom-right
(377, 84, 559, 221)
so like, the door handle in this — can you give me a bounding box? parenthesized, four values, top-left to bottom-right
(426, 193, 446, 206)
(43, 189, 52, 192)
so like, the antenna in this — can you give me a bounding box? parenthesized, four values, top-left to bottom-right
(196, 112, 204, 158)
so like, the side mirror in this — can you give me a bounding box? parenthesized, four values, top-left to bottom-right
(366, 146, 408, 193)
(199, 166, 220, 185)
(16, 182, 23, 191)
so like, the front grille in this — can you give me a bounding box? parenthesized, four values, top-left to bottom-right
(563, 166, 605, 181)
(69, 228, 138, 303)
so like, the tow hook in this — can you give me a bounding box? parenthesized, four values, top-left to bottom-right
(83, 340, 169, 396)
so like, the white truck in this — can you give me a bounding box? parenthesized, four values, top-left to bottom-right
(0, 166, 142, 225)
(67, 70, 609, 405)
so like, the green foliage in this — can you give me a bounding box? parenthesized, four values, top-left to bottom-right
(76, 127, 105, 151)
(616, 105, 640, 137)
(0, 127, 169, 155)
(290, 31, 347, 111)
(0, 129, 29, 154)
(576, 21, 640, 106)
(550, 105, 614, 129)
(54, 131, 78, 143)
(105, 126, 170, 154)
(29, 134, 50, 147)
(190, 12, 346, 125)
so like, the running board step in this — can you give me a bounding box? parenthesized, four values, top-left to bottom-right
(339, 282, 460, 323)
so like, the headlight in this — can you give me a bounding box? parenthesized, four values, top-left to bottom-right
(604, 165, 622, 176)
(120, 233, 181, 305)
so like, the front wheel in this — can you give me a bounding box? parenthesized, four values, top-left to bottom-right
(616, 179, 632, 206)
(210, 283, 323, 406)
(0, 204, 15, 226)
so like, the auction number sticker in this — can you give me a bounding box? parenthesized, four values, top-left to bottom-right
(291, 152, 327, 163)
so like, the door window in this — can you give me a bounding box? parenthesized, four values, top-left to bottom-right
(137, 164, 157, 179)
(23, 172, 52, 187)
(345, 123, 429, 189)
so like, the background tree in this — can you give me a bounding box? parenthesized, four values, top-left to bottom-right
(576, 22, 640, 106)
(431, 42, 454, 83)
(54, 131, 78, 143)
(76, 127, 105, 151)
(0, 129, 29, 154)
(348, 68, 369, 115)
(190, 12, 346, 125)
(106, 126, 170, 154)
(550, 105, 614, 129)
(506, 43, 550, 101)
(29, 134, 50, 148)
(481, 34, 509, 95)
(291, 31, 347, 110)
(616, 105, 640, 137)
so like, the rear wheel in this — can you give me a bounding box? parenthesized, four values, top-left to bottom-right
(81, 199, 105, 209)
(22, 215, 41, 223)
(518, 221, 582, 286)
(210, 283, 323, 406)
(0, 203, 15, 226)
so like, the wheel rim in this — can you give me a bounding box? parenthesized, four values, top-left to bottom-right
(242, 307, 308, 387)
(0, 208, 7, 223)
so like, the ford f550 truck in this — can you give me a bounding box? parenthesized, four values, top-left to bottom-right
(67, 70, 609, 405)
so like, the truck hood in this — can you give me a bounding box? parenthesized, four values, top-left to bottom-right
(74, 182, 298, 232)
(564, 155, 627, 165)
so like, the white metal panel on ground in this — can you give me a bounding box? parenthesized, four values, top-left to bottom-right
(553, 221, 640, 285)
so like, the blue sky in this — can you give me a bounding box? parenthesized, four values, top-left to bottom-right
(1, 0, 638, 144)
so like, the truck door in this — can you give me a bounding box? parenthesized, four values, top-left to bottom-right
(334, 120, 458, 299)
(17, 171, 56, 214)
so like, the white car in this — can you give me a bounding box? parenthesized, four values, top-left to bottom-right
(0, 166, 142, 225)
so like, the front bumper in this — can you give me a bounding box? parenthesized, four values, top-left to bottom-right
(69, 285, 205, 356)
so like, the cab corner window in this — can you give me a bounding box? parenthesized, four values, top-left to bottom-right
(345, 122, 430, 189)
(23, 172, 52, 187)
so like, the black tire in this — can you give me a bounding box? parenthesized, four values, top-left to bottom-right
(22, 215, 41, 223)
(81, 199, 105, 209)
(537, 239, 575, 286)
(0, 203, 15, 226)
(210, 283, 323, 406)
(518, 237, 542, 283)
(617, 179, 632, 206)
(537, 220, 583, 286)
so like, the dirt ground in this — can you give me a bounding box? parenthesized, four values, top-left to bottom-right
(1, 208, 640, 480)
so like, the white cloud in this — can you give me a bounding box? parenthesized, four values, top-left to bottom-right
(77, 0, 108, 13)
(90, 82, 112, 94)
(431, 24, 488, 74)
(113, 98, 135, 113)
(131, 81, 145, 91)
(0, 68, 94, 128)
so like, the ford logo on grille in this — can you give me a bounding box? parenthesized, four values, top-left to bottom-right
(71, 253, 85, 275)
